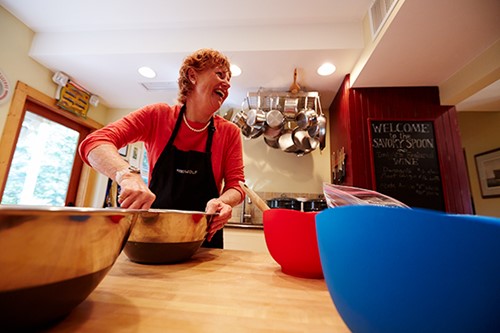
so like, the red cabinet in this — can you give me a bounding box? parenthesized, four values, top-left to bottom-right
(329, 75, 472, 214)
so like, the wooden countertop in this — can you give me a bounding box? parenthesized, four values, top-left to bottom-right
(43, 249, 350, 333)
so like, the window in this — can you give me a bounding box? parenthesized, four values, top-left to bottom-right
(0, 82, 101, 206)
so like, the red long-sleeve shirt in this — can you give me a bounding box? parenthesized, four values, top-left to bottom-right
(79, 103, 245, 199)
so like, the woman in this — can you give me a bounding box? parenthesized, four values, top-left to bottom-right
(79, 48, 245, 249)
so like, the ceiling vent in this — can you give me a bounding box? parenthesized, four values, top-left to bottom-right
(141, 81, 177, 91)
(369, 0, 399, 40)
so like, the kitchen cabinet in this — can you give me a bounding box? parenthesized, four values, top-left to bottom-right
(330, 74, 473, 213)
(224, 226, 267, 253)
(41, 249, 349, 332)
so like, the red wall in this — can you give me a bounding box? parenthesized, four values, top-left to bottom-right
(329, 75, 473, 214)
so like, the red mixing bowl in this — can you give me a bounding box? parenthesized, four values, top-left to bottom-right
(263, 209, 323, 279)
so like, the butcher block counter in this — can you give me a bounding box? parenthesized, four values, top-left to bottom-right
(41, 249, 349, 333)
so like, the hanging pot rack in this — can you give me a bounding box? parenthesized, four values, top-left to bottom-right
(231, 89, 326, 156)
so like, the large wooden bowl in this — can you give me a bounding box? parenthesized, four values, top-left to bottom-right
(0, 205, 139, 331)
(123, 209, 214, 264)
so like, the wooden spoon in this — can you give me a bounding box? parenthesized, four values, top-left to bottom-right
(238, 181, 270, 212)
(289, 68, 300, 94)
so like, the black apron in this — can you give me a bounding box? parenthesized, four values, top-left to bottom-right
(148, 106, 223, 248)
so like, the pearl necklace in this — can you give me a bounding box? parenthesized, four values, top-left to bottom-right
(183, 113, 210, 132)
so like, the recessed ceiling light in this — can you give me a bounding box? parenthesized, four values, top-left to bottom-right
(230, 64, 242, 77)
(138, 66, 156, 79)
(317, 63, 336, 76)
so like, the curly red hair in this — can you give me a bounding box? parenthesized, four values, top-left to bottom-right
(177, 48, 231, 104)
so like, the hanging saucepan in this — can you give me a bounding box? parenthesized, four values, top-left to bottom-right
(296, 109, 318, 130)
(295, 97, 318, 130)
(245, 107, 265, 139)
(278, 129, 300, 153)
(264, 96, 284, 140)
(231, 109, 250, 133)
(316, 114, 326, 150)
(283, 97, 299, 120)
(264, 125, 282, 140)
(307, 124, 319, 138)
(238, 95, 263, 139)
(292, 127, 319, 152)
(315, 98, 327, 150)
(264, 136, 280, 149)
(246, 108, 266, 128)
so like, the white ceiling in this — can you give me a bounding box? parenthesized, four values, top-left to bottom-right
(1, 0, 499, 112)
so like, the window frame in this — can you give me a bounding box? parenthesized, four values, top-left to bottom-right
(0, 81, 102, 206)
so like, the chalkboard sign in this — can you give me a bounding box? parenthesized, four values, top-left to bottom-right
(369, 120, 445, 211)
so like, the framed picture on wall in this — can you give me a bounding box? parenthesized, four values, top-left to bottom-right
(130, 146, 140, 168)
(475, 148, 500, 198)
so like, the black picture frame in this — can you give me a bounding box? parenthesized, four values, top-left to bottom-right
(474, 148, 500, 198)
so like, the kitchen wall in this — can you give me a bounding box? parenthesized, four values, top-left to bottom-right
(458, 111, 500, 217)
(0, 7, 108, 131)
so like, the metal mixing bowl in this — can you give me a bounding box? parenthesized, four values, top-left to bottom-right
(0, 205, 140, 331)
(124, 209, 215, 264)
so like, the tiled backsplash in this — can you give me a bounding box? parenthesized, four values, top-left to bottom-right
(229, 192, 325, 225)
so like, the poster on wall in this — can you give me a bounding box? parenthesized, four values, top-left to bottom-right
(475, 148, 500, 198)
(368, 119, 446, 211)
(129, 146, 140, 168)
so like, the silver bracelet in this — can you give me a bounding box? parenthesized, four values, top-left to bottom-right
(115, 165, 140, 184)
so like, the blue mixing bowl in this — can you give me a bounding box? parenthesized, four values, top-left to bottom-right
(316, 206, 500, 333)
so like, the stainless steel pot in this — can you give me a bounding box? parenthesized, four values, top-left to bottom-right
(278, 130, 299, 153)
(267, 196, 301, 211)
(295, 97, 318, 130)
(232, 109, 263, 139)
(263, 109, 283, 140)
(263, 125, 282, 140)
(264, 136, 280, 149)
(303, 199, 328, 212)
(296, 108, 318, 130)
(246, 108, 266, 127)
(264, 97, 284, 139)
(283, 97, 299, 119)
(292, 127, 319, 151)
(316, 114, 327, 150)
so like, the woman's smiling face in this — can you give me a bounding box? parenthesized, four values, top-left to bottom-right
(190, 66, 231, 114)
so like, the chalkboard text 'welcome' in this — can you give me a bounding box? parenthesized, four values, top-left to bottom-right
(369, 120, 445, 211)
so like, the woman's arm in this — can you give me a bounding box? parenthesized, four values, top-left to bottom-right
(87, 144, 156, 209)
(205, 188, 243, 241)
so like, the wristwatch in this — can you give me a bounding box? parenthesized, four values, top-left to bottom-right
(115, 165, 141, 184)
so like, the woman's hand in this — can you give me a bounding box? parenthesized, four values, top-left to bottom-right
(205, 198, 232, 241)
(117, 173, 156, 209)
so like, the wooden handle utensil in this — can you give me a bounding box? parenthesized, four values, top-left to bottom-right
(289, 68, 300, 94)
(238, 181, 270, 212)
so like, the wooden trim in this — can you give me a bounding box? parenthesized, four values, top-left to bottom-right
(23, 82, 103, 130)
(0, 81, 103, 205)
(76, 164, 92, 207)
